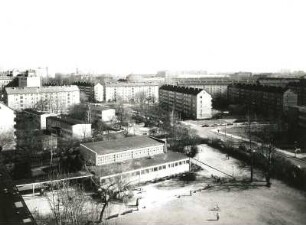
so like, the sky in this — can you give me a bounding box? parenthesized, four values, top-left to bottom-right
(0, 0, 305, 74)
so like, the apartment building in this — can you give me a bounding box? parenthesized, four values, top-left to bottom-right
(0, 102, 16, 150)
(4, 85, 80, 113)
(228, 84, 289, 116)
(0, 76, 13, 91)
(104, 82, 159, 103)
(257, 77, 300, 88)
(73, 82, 104, 102)
(46, 116, 92, 140)
(18, 75, 41, 88)
(159, 85, 212, 119)
(287, 80, 306, 106)
(81, 136, 189, 185)
(88, 103, 116, 122)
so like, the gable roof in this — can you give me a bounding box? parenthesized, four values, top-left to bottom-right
(159, 85, 204, 95)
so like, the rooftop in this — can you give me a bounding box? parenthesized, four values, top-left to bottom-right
(159, 85, 204, 95)
(81, 136, 164, 155)
(104, 82, 160, 87)
(228, 83, 287, 93)
(47, 116, 90, 125)
(5, 85, 79, 95)
(90, 151, 188, 177)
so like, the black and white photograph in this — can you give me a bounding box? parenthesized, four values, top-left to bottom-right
(1, 0, 306, 224)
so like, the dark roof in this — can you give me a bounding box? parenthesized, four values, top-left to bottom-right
(24, 108, 47, 115)
(47, 116, 89, 125)
(159, 85, 204, 95)
(0, 164, 37, 225)
(81, 136, 164, 155)
(228, 83, 287, 94)
(90, 151, 188, 177)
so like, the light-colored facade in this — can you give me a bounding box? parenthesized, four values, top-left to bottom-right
(80, 136, 165, 166)
(0, 102, 16, 150)
(46, 116, 92, 140)
(88, 104, 115, 122)
(4, 85, 80, 113)
(74, 82, 104, 102)
(104, 82, 159, 103)
(18, 75, 41, 88)
(159, 85, 212, 119)
(0, 76, 13, 91)
(94, 83, 104, 102)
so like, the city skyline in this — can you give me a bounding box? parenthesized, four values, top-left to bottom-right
(0, 0, 305, 74)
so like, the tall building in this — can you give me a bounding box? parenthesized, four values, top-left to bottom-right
(159, 85, 212, 119)
(104, 82, 159, 103)
(18, 74, 41, 88)
(4, 85, 80, 113)
(0, 102, 16, 150)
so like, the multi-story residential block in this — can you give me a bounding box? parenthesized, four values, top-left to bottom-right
(287, 80, 306, 106)
(23, 109, 58, 129)
(18, 74, 41, 88)
(0, 102, 16, 150)
(88, 103, 116, 122)
(46, 116, 92, 140)
(4, 85, 80, 113)
(159, 85, 212, 119)
(81, 136, 189, 185)
(228, 84, 288, 116)
(0, 76, 13, 91)
(73, 82, 104, 102)
(257, 77, 300, 88)
(104, 82, 159, 103)
(80, 136, 166, 166)
(283, 89, 298, 113)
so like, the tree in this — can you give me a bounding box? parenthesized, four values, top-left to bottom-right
(68, 103, 88, 121)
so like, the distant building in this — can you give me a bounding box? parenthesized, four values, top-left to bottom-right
(126, 74, 165, 83)
(159, 85, 212, 119)
(283, 89, 298, 113)
(0, 102, 16, 150)
(4, 85, 80, 113)
(73, 82, 104, 102)
(228, 83, 288, 116)
(287, 80, 306, 106)
(18, 74, 41, 88)
(104, 82, 159, 103)
(257, 77, 300, 88)
(0, 76, 13, 91)
(46, 116, 92, 140)
(23, 109, 58, 129)
(88, 104, 116, 122)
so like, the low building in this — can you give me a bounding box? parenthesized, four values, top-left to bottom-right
(92, 151, 190, 185)
(159, 85, 212, 119)
(0, 102, 16, 150)
(88, 104, 116, 122)
(24, 109, 58, 129)
(4, 85, 80, 113)
(46, 116, 92, 140)
(80, 136, 166, 166)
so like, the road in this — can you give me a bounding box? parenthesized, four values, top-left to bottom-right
(182, 120, 306, 169)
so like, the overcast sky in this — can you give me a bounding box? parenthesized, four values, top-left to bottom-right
(0, 0, 305, 74)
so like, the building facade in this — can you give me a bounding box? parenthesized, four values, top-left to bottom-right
(88, 104, 116, 122)
(228, 84, 287, 116)
(23, 109, 58, 130)
(104, 82, 159, 103)
(0, 102, 16, 150)
(0, 76, 13, 91)
(4, 85, 80, 113)
(73, 82, 103, 102)
(46, 116, 92, 140)
(159, 85, 212, 119)
(18, 75, 41, 88)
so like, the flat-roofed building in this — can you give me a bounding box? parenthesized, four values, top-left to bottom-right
(91, 151, 190, 185)
(0, 76, 13, 91)
(104, 82, 159, 103)
(4, 85, 80, 113)
(18, 75, 41, 88)
(159, 85, 212, 119)
(88, 103, 116, 122)
(80, 136, 166, 166)
(46, 116, 92, 140)
(24, 109, 58, 129)
(73, 82, 104, 102)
